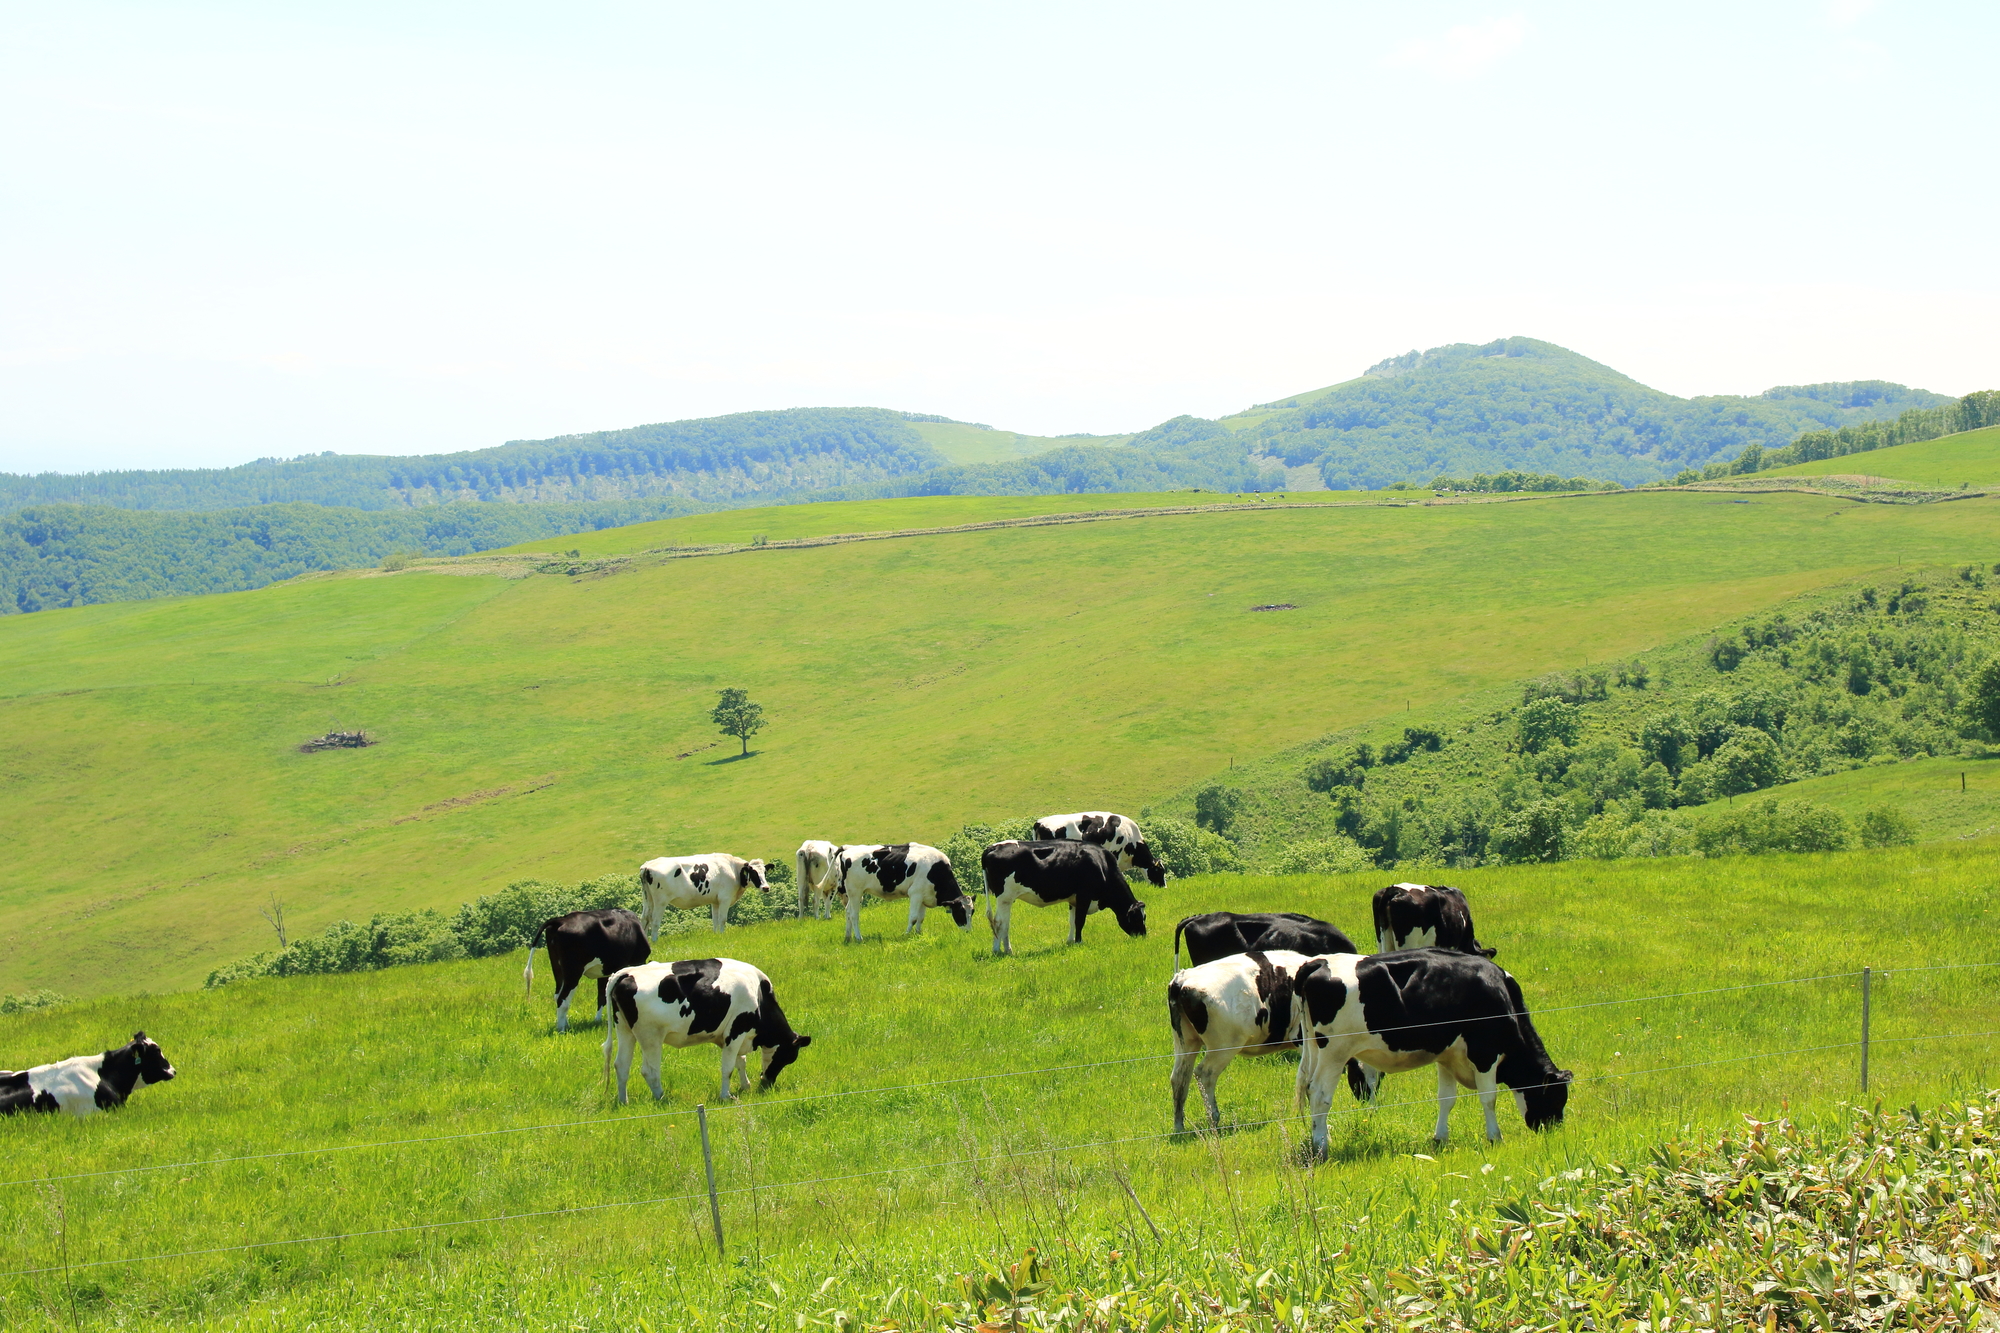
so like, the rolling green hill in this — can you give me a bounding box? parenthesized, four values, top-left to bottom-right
(0, 846, 1992, 1329)
(3, 485, 1995, 996)
(907, 419, 1133, 464)
(1232, 338, 1950, 490)
(1762, 422, 2000, 488)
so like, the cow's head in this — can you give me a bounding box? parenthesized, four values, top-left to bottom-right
(742, 859, 767, 890)
(929, 859, 972, 928)
(1115, 898, 1148, 938)
(757, 1033, 812, 1091)
(128, 1032, 177, 1087)
(1507, 1065, 1572, 1130)
(639, 866, 656, 887)
(1127, 840, 1168, 888)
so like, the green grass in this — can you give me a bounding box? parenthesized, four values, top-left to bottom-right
(906, 421, 1136, 465)
(4, 489, 1998, 996)
(0, 846, 1992, 1329)
(486, 488, 1376, 557)
(1687, 753, 2000, 842)
(1762, 422, 2000, 488)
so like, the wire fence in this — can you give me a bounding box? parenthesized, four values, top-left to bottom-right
(3, 960, 1995, 1279)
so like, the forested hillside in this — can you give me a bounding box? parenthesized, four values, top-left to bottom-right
(1230, 337, 1949, 489)
(0, 407, 946, 512)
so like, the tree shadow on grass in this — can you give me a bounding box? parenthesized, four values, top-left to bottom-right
(704, 750, 759, 765)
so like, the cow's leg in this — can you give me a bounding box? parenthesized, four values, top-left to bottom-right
(717, 1041, 738, 1102)
(906, 895, 926, 934)
(989, 898, 1012, 956)
(1195, 1048, 1236, 1132)
(1170, 1040, 1199, 1134)
(1069, 895, 1088, 945)
(554, 976, 577, 1033)
(845, 890, 864, 944)
(1433, 1065, 1459, 1144)
(712, 897, 728, 933)
(640, 1035, 664, 1102)
(1302, 1048, 1337, 1156)
(613, 1024, 637, 1105)
(594, 976, 608, 1025)
(731, 1038, 753, 1095)
(1475, 1065, 1502, 1143)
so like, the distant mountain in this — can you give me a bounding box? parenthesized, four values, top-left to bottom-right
(1227, 337, 1952, 490)
(0, 408, 948, 514)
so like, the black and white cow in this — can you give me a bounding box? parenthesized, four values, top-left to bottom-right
(1168, 949, 1312, 1132)
(0, 1032, 177, 1118)
(824, 843, 971, 943)
(981, 840, 1147, 956)
(794, 840, 841, 920)
(638, 853, 769, 937)
(1373, 882, 1493, 957)
(1031, 811, 1168, 887)
(1291, 949, 1571, 1153)
(524, 908, 651, 1032)
(1173, 911, 1360, 966)
(601, 958, 812, 1104)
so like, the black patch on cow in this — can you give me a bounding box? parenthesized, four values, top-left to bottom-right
(863, 845, 917, 895)
(659, 958, 732, 1035)
(609, 971, 641, 1030)
(926, 856, 971, 924)
(1167, 979, 1209, 1036)
(687, 862, 711, 893)
(740, 861, 766, 890)
(1247, 952, 1294, 1048)
(727, 1008, 759, 1043)
(1294, 957, 1349, 1027)
(1174, 912, 1359, 967)
(0, 1069, 40, 1116)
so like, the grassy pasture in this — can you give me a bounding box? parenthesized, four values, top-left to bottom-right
(2, 490, 1997, 996)
(0, 845, 1992, 1329)
(907, 421, 1137, 465)
(1762, 422, 2000, 488)
(1686, 753, 2000, 843)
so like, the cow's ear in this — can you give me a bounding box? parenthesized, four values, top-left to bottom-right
(132, 1031, 147, 1041)
(794, 1034, 812, 1048)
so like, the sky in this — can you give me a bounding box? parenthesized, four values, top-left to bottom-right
(2, 0, 1995, 473)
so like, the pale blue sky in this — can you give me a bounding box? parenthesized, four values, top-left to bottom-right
(3, 1, 1994, 472)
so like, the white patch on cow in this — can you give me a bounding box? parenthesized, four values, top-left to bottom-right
(1382, 925, 1438, 951)
(638, 853, 766, 937)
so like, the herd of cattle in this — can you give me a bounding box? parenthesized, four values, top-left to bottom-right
(3, 812, 1571, 1154)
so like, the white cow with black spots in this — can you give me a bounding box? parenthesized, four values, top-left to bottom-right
(1031, 811, 1168, 886)
(824, 843, 972, 943)
(1168, 950, 1311, 1133)
(794, 839, 841, 920)
(601, 958, 812, 1104)
(638, 853, 768, 937)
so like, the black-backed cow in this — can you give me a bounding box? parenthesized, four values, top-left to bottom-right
(1168, 949, 1312, 1132)
(1031, 811, 1168, 887)
(1373, 882, 1493, 957)
(794, 840, 841, 920)
(1292, 949, 1571, 1153)
(638, 853, 769, 937)
(1173, 911, 1360, 966)
(825, 843, 970, 944)
(981, 840, 1147, 956)
(524, 908, 651, 1032)
(602, 958, 811, 1104)
(0, 1033, 177, 1118)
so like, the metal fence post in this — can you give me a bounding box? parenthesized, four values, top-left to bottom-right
(1860, 967, 1872, 1093)
(697, 1104, 724, 1257)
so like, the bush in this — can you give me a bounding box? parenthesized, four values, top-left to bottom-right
(1490, 797, 1571, 863)
(1193, 784, 1244, 835)
(1270, 836, 1374, 875)
(1966, 655, 2000, 738)
(1515, 697, 1580, 753)
(1707, 727, 1784, 796)
(1, 989, 69, 1016)
(1145, 817, 1242, 877)
(939, 817, 1037, 892)
(1301, 754, 1365, 793)
(1857, 803, 1919, 848)
(1695, 798, 1853, 857)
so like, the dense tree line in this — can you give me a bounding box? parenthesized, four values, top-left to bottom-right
(1693, 390, 2000, 481)
(0, 408, 946, 513)
(0, 497, 706, 613)
(1426, 470, 1623, 493)
(1236, 338, 1949, 490)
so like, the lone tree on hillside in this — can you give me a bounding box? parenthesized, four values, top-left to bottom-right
(711, 688, 766, 756)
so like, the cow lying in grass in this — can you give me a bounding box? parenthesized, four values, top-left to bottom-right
(638, 853, 768, 936)
(1168, 949, 1312, 1133)
(982, 840, 1147, 956)
(1031, 811, 1168, 887)
(602, 959, 811, 1104)
(1173, 911, 1360, 966)
(524, 907, 650, 1032)
(1, 1032, 177, 1118)
(824, 843, 971, 944)
(1293, 949, 1570, 1153)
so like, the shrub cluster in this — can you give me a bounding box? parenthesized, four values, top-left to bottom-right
(204, 872, 801, 988)
(0, 989, 69, 1016)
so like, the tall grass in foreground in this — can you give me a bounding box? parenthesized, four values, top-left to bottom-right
(0, 844, 1995, 1328)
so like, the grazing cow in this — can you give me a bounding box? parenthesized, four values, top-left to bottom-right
(638, 853, 769, 937)
(825, 843, 971, 944)
(1, 1033, 177, 1119)
(524, 908, 650, 1032)
(982, 840, 1147, 956)
(794, 840, 841, 920)
(1168, 950, 1312, 1132)
(1031, 811, 1168, 887)
(1291, 948, 1571, 1154)
(1373, 882, 1493, 957)
(1173, 911, 1360, 966)
(601, 958, 812, 1104)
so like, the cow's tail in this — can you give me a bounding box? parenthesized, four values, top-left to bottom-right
(601, 978, 620, 1089)
(523, 918, 552, 997)
(1172, 916, 1188, 966)
(795, 848, 812, 916)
